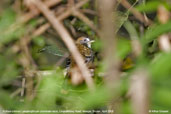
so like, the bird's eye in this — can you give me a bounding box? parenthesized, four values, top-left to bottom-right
(84, 39, 87, 42)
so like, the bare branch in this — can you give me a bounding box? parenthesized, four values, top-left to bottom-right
(44, 0, 62, 7)
(30, 0, 90, 38)
(72, 10, 98, 32)
(32, 23, 50, 37)
(80, 9, 97, 15)
(98, 0, 120, 84)
(58, 0, 89, 20)
(129, 69, 149, 114)
(21, 0, 62, 23)
(98, 0, 121, 112)
(120, 0, 152, 26)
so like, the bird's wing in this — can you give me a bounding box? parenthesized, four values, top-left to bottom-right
(38, 45, 68, 57)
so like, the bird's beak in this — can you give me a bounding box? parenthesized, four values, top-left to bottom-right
(90, 40, 95, 43)
(87, 40, 94, 48)
(88, 40, 94, 45)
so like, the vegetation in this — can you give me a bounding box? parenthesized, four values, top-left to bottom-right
(0, 0, 171, 114)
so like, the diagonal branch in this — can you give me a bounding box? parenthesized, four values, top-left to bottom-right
(72, 10, 98, 32)
(57, 0, 89, 20)
(32, 0, 95, 90)
(21, 0, 62, 23)
(30, 0, 90, 38)
(120, 0, 152, 26)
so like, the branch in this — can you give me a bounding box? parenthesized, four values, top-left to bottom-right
(32, 0, 95, 90)
(80, 9, 97, 15)
(98, 0, 120, 84)
(120, 0, 152, 26)
(98, 0, 121, 112)
(57, 0, 89, 20)
(72, 10, 98, 32)
(30, 0, 90, 38)
(128, 69, 149, 114)
(21, 0, 62, 23)
(44, 0, 62, 7)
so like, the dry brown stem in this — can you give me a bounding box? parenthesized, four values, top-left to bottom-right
(20, 78, 26, 98)
(129, 69, 149, 114)
(98, 0, 121, 112)
(131, 40, 142, 57)
(98, 0, 120, 85)
(19, 35, 38, 100)
(32, 0, 94, 90)
(30, 0, 90, 39)
(57, 0, 89, 20)
(21, 0, 62, 23)
(80, 9, 97, 15)
(72, 10, 97, 32)
(32, 23, 50, 37)
(44, 0, 62, 7)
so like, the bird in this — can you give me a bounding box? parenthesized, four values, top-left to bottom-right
(66, 36, 95, 85)
(38, 36, 95, 85)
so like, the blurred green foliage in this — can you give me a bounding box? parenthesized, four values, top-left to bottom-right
(0, 9, 25, 44)
(136, 0, 171, 13)
(0, 0, 171, 114)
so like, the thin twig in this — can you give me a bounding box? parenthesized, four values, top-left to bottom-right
(32, 0, 95, 90)
(58, 0, 89, 20)
(80, 9, 97, 15)
(72, 10, 98, 32)
(20, 78, 25, 97)
(10, 70, 60, 98)
(55, 52, 69, 67)
(44, 0, 62, 7)
(32, 23, 50, 37)
(120, 0, 152, 26)
(21, 0, 62, 24)
(19, 36, 35, 100)
(30, 0, 90, 38)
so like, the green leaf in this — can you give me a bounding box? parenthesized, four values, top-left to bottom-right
(152, 87, 171, 108)
(0, 55, 19, 87)
(0, 9, 16, 30)
(124, 21, 139, 40)
(117, 38, 131, 59)
(149, 53, 171, 79)
(115, 11, 129, 33)
(32, 71, 64, 110)
(0, 9, 25, 44)
(136, 1, 171, 13)
(0, 90, 21, 109)
(143, 21, 171, 44)
(121, 100, 133, 114)
(32, 36, 45, 47)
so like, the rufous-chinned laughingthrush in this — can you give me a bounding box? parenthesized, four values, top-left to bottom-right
(66, 37, 95, 85)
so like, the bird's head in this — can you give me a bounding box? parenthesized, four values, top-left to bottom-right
(76, 37, 94, 48)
